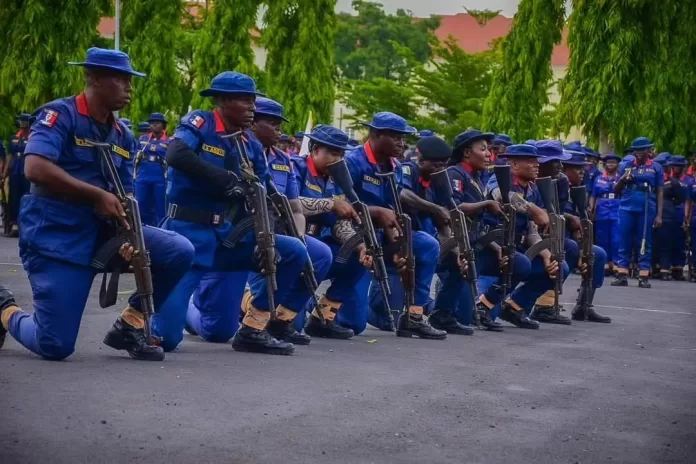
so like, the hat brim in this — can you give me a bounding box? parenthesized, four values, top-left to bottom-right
(254, 111, 290, 123)
(199, 88, 262, 97)
(68, 62, 146, 77)
(563, 159, 587, 166)
(601, 155, 622, 162)
(359, 122, 417, 135)
(538, 152, 572, 164)
(307, 136, 350, 151)
(147, 118, 168, 124)
(453, 132, 495, 152)
(630, 144, 654, 150)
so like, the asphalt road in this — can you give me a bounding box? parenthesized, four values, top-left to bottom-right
(0, 234, 694, 464)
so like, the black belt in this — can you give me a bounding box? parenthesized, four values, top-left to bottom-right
(30, 184, 91, 205)
(168, 203, 224, 226)
(145, 155, 163, 164)
(599, 193, 616, 199)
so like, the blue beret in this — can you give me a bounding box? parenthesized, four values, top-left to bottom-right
(361, 112, 416, 135)
(279, 134, 291, 142)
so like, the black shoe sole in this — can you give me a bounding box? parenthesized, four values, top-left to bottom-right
(429, 322, 474, 336)
(535, 318, 572, 326)
(305, 323, 354, 340)
(610, 281, 628, 287)
(482, 324, 505, 332)
(587, 318, 612, 323)
(184, 324, 198, 336)
(396, 328, 447, 340)
(103, 332, 165, 361)
(500, 315, 540, 330)
(231, 342, 294, 355)
(268, 333, 311, 345)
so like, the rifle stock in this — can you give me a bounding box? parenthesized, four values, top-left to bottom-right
(570, 186, 593, 311)
(494, 165, 516, 296)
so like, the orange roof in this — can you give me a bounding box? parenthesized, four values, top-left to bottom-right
(433, 13, 569, 67)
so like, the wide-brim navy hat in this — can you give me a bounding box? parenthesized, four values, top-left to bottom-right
(68, 47, 145, 77)
(601, 154, 622, 162)
(563, 152, 587, 166)
(360, 111, 416, 135)
(306, 124, 351, 151)
(453, 129, 494, 152)
(279, 134, 291, 142)
(653, 152, 671, 165)
(200, 71, 261, 97)
(584, 147, 601, 159)
(147, 112, 167, 124)
(492, 134, 513, 146)
(666, 155, 687, 167)
(137, 122, 151, 132)
(416, 136, 452, 161)
(505, 143, 539, 158)
(254, 97, 290, 123)
(418, 129, 434, 138)
(630, 137, 654, 150)
(536, 140, 572, 164)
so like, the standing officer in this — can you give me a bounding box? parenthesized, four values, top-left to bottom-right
(135, 112, 169, 226)
(612, 137, 664, 288)
(686, 162, 696, 282)
(349, 112, 445, 339)
(3, 113, 32, 236)
(584, 148, 601, 194)
(292, 125, 371, 338)
(590, 154, 622, 275)
(656, 155, 688, 280)
(0, 48, 195, 361)
(157, 71, 311, 355)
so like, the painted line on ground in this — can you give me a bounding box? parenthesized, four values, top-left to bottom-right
(562, 302, 693, 316)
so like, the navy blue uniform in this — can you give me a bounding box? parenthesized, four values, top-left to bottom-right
(135, 132, 169, 226)
(655, 173, 688, 273)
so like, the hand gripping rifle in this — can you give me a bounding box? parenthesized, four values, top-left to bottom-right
(376, 171, 415, 325)
(220, 132, 277, 318)
(430, 169, 480, 327)
(570, 185, 594, 315)
(89, 141, 157, 344)
(526, 177, 565, 309)
(495, 165, 516, 297)
(266, 181, 321, 315)
(327, 159, 394, 330)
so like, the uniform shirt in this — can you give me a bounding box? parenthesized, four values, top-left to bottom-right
(484, 174, 544, 249)
(584, 165, 600, 194)
(265, 146, 298, 200)
(591, 172, 620, 221)
(136, 132, 169, 180)
(617, 159, 663, 212)
(9, 129, 30, 176)
(662, 174, 688, 223)
(292, 155, 344, 238)
(447, 162, 486, 241)
(21, 93, 135, 266)
(345, 142, 402, 210)
(556, 173, 570, 214)
(166, 109, 269, 267)
(400, 160, 436, 236)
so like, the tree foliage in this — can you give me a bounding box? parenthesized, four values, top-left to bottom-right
(482, 0, 565, 141)
(175, 3, 207, 116)
(263, 0, 337, 133)
(340, 77, 421, 129)
(335, 0, 440, 82)
(122, 0, 183, 125)
(190, 0, 262, 110)
(0, 0, 110, 138)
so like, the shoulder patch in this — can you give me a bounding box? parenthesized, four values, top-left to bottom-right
(272, 164, 291, 172)
(112, 144, 130, 159)
(202, 144, 225, 157)
(189, 114, 205, 128)
(402, 165, 412, 176)
(39, 109, 59, 127)
(453, 179, 463, 192)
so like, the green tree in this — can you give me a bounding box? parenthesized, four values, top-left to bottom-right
(339, 77, 421, 129)
(122, 0, 183, 125)
(175, 3, 208, 117)
(556, 1, 652, 152)
(0, 0, 110, 137)
(482, 0, 565, 141)
(412, 38, 498, 142)
(263, 0, 337, 133)
(335, 0, 440, 81)
(190, 0, 262, 110)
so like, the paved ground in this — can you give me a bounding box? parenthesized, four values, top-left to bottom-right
(0, 234, 694, 464)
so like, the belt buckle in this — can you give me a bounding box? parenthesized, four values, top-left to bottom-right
(168, 203, 178, 218)
(212, 214, 222, 225)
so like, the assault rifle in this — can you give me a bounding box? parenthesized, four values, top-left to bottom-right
(570, 185, 593, 315)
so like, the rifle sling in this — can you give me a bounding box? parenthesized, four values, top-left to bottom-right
(91, 233, 131, 309)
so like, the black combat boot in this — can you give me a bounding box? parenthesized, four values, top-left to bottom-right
(604, 267, 615, 277)
(428, 309, 474, 335)
(672, 269, 686, 281)
(638, 277, 652, 288)
(532, 305, 571, 325)
(396, 312, 447, 339)
(659, 272, 671, 281)
(267, 319, 311, 345)
(691, 270, 696, 283)
(232, 325, 294, 355)
(103, 318, 165, 361)
(610, 274, 628, 286)
(500, 302, 539, 329)
(475, 302, 504, 332)
(575, 287, 611, 323)
(304, 301, 354, 339)
(0, 284, 17, 350)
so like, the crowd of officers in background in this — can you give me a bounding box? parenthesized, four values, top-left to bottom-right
(0, 47, 694, 363)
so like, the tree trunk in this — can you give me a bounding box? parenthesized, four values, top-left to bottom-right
(598, 122, 614, 154)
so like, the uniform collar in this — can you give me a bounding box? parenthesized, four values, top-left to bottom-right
(213, 109, 226, 133)
(75, 93, 122, 135)
(459, 162, 474, 174)
(418, 176, 430, 188)
(602, 171, 618, 179)
(148, 131, 168, 141)
(364, 142, 396, 169)
(687, 166, 694, 176)
(633, 158, 653, 167)
(307, 155, 319, 177)
(15, 129, 28, 138)
(513, 176, 527, 187)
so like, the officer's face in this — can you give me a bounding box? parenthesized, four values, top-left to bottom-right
(564, 165, 585, 186)
(511, 158, 539, 181)
(672, 166, 684, 177)
(374, 131, 405, 158)
(540, 160, 562, 178)
(19, 120, 29, 129)
(94, 73, 133, 111)
(634, 148, 649, 163)
(604, 160, 618, 172)
(150, 121, 165, 133)
(312, 145, 344, 176)
(219, 95, 256, 128)
(418, 159, 448, 178)
(253, 117, 282, 148)
(465, 140, 490, 170)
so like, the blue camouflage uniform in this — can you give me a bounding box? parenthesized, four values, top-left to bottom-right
(135, 112, 169, 226)
(615, 138, 664, 278)
(6, 85, 194, 360)
(591, 155, 622, 266)
(155, 74, 310, 352)
(655, 156, 688, 275)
